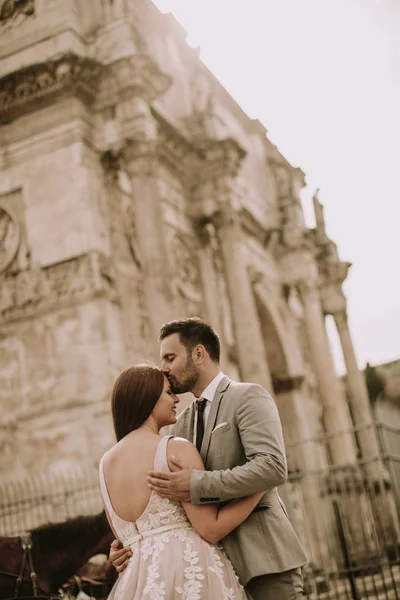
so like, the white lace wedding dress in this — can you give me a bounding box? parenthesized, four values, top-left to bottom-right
(99, 435, 247, 600)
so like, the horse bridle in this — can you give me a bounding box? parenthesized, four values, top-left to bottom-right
(14, 533, 40, 598)
(0, 532, 50, 599)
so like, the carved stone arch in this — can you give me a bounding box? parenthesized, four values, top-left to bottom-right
(252, 281, 305, 385)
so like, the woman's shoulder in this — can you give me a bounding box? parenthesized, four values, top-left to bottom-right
(167, 436, 200, 464)
(166, 436, 204, 471)
(167, 435, 195, 453)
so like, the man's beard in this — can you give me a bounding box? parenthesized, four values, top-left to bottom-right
(168, 357, 199, 394)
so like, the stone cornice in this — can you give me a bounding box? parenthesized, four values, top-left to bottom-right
(319, 283, 347, 316)
(267, 153, 306, 189)
(0, 52, 103, 125)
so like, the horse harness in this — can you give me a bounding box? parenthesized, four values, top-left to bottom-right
(13, 533, 40, 598)
(1, 533, 58, 600)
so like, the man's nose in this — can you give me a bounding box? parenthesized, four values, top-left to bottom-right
(161, 362, 169, 372)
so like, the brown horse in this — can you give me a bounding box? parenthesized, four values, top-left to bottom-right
(0, 511, 114, 599)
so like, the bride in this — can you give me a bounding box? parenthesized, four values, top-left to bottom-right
(100, 363, 264, 599)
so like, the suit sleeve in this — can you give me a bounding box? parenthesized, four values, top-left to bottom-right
(190, 384, 287, 504)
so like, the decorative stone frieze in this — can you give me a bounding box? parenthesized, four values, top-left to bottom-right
(0, 251, 116, 324)
(0, 0, 34, 29)
(0, 53, 103, 124)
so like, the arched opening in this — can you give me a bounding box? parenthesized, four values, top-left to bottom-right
(253, 285, 308, 449)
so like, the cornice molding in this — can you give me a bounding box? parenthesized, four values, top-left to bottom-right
(0, 52, 103, 125)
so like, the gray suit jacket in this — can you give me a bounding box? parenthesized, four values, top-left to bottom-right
(169, 376, 308, 586)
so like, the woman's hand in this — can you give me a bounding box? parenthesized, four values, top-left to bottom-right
(109, 539, 132, 573)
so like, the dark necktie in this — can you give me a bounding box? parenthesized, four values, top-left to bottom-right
(196, 398, 207, 453)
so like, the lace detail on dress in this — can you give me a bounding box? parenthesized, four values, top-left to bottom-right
(175, 538, 205, 599)
(209, 544, 244, 599)
(137, 494, 190, 536)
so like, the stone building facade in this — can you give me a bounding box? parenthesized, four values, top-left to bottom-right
(0, 0, 376, 495)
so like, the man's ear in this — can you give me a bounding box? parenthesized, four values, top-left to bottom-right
(193, 344, 206, 364)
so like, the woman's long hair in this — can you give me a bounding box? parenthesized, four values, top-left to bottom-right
(111, 364, 164, 441)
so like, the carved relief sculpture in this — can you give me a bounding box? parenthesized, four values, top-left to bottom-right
(0, 0, 34, 28)
(171, 233, 203, 313)
(0, 252, 115, 324)
(0, 205, 21, 274)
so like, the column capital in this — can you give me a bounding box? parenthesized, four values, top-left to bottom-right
(97, 54, 171, 111)
(189, 138, 246, 221)
(121, 139, 158, 176)
(96, 54, 170, 155)
(320, 283, 347, 316)
(320, 257, 351, 286)
(279, 248, 319, 290)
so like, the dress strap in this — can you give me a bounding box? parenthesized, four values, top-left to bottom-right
(154, 435, 174, 471)
(99, 455, 115, 519)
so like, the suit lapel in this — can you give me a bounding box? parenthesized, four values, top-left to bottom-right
(200, 376, 231, 464)
(175, 401, 195, 442)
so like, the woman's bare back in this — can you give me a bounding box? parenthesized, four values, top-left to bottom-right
(102, 431, 161, 523)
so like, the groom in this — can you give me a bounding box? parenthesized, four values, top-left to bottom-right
(110, 317, 307, 599)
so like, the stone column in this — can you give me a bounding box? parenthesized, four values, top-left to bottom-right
(196, 223, 229, 365)
(97, 54, 177, 358)
(191, 139, 272, 391)
(213, 205, 273, 391)
(321, 282, 382, 462)
(122, 136, 177, 353)
(281, 251, 357, 465)
(197, 225, 221, 328)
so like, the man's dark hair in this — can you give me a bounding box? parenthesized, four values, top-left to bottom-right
(159, 317, 220, 363)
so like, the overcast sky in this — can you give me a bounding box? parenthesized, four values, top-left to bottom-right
(153, 0, 400, 374)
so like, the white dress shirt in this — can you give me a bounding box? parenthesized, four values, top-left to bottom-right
(193, 371, 225, 448)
